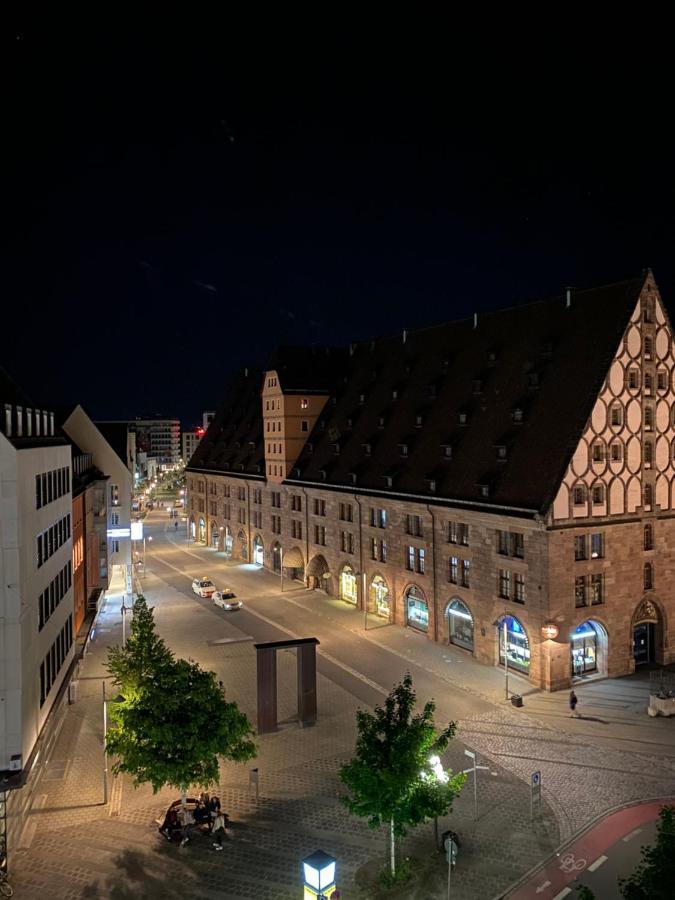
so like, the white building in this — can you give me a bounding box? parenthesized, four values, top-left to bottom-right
(63, 410, 133, 597)
(1, 374, 75, 861)
(181, 428, 202, 464)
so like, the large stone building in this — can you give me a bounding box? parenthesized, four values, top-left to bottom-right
(186, 272, 675, 691)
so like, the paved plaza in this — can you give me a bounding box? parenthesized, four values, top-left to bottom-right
(7, 514, 675, 898)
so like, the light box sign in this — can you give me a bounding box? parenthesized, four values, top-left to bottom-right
(107, 527, 131, 539)
(130, 522, 143, 541)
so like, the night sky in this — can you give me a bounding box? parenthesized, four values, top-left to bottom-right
(6, 20, 675, 428)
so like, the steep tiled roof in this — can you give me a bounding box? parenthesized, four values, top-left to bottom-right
(189, 273, 648, 514)
(188, 370, 265, 476)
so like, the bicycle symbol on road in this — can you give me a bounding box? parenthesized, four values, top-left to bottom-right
(559, 853, 587, 873)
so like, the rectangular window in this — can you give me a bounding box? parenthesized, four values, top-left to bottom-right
(514, 573, 525, 603)
(575, 575, 587, 607)
(590, 533, 604, 559)
(417, 548, 425, 575)
(592, 485, 605, 504)
(449, 556, 458, 583)
(380, 540, 387, 562)
(590, 573, 603, 605)
(573, 486, 586, 506)
(378, 509, 387, 528)
(498, 569, 511, 599)
(406, 546, 415, 571)
(112, 539, 119, 553)
(498, 530, 509, 555)
(371, 537, 377, 560)
(461, 559, 471, 588)
(574, 535, 587, 560)
(448, 521, 458, 543)
(510, 533, 524, 558)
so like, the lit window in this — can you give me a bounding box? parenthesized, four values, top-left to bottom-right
(301, 398, 308, 409)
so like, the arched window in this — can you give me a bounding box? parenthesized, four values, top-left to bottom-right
(644, 562, 653, 591)
(644, 524, 653, 551)
(340, 565, 357, 605)
(447, 599, 474, 651)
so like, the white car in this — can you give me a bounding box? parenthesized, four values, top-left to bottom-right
(192, 577, 216, 598)
(213, 589, 242, 611)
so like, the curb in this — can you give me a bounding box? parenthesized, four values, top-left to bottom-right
(490, 794, 675, 900)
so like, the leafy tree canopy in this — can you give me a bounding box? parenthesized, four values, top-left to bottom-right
(106, 595, 256, 793)
(339, 673, 465, 838)
(619, 805, 675, 900)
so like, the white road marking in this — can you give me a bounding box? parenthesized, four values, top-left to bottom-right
(587, 855, 607, 871)
(552, 889, 572, 900)
(151, 546, 389, 697)
(535, 881, 551, 894)
(623, 827, 643, 842)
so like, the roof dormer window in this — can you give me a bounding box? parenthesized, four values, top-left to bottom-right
(301, 398, 308, 409)
(496, 445, 507, 461)
(349, 472, 358, 485)
(472, 379, 483, 395)
(441, 444, 453, 459)
(392, 389, 399, 400)
(415, 414, 423, 427)
(512, 407, 524, 424)
(359, 393, 366, 405)
(383, 475, 393, 488)
(378, 416, 386, 429)
(363, 443, 371, 456)
(333, 443, 340, 455)
(458, 411, 468, 426)
(399, 443, 408, 457)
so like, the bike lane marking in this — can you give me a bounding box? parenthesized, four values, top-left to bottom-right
(508, 798, 673, 898)
(586, 854, 607, 872)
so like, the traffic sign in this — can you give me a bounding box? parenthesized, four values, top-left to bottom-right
(532, 771, 541, 786)
(464, 749, 476, 760)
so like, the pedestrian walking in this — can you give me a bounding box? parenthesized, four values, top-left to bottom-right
(174, 520, 178, 530)
(211, 812, 227, 850)
(569, 689, 579, 717)
(179, 805, 196, 845)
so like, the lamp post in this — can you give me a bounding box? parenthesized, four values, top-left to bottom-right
(301, 850, 337, 900)
(280, 547, 284, 593)
(503, 619, 509, 700)
(121, 599, 128, 645)
(143, 535, 153, 568)
(362, 570, 367, 631)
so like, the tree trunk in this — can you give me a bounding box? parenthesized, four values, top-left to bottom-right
(180, 785, 188, 808)
(390, 817, 396, 877)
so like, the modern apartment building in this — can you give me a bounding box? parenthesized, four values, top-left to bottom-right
(99, 417, 180, 468)
(0, 371, 75, 867)
(186, 271, 675, 692)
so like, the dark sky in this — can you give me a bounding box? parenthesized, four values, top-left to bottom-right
(5, 19, 675, 427)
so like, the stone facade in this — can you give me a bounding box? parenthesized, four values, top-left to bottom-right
(187, 273, 675, 691)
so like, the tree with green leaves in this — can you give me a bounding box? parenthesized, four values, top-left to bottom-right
(619, 805, 675, 899)
(339, 673, 465, 878)
(106, 596, 256, 803)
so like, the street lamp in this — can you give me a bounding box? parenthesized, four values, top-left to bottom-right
(301, 850, 337, 900)
(422, 753, 449, 849)
(143, 535, 153, 568)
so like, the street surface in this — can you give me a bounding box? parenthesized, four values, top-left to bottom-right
(508, 800, 668, 899)
(7, 506, 675, 898)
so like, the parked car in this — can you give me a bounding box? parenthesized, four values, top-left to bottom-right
(213, 589, 242, 611)
(192, 577, 216, 598)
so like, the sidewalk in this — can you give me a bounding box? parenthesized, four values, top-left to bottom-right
(8, 559, 560, 899)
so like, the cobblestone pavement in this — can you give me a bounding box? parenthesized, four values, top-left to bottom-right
(7, 515, 675, 898)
